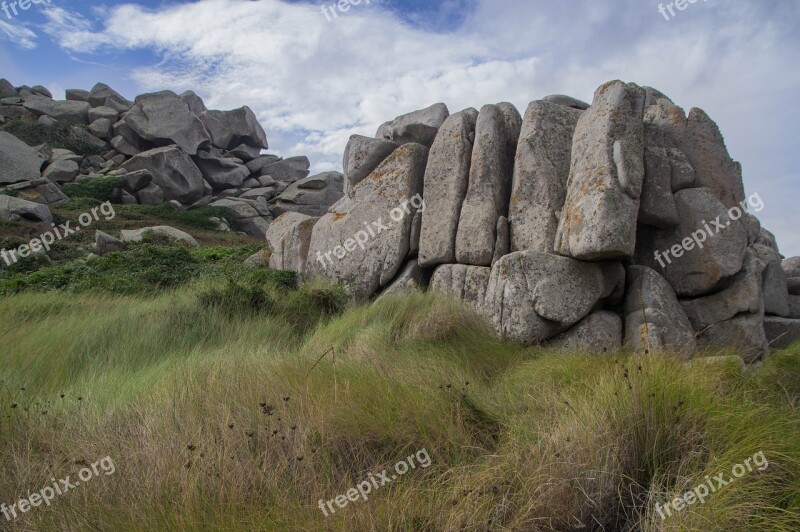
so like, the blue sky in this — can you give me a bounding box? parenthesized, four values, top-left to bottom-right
(1, 0, 799, 254)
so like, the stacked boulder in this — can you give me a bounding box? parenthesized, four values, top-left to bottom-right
(0, 80, 343, 235)
(268, 80, 800, 361)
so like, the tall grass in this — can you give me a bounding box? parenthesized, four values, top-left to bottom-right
(0, 289, 798, 530)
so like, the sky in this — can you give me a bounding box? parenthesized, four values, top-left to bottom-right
(1, 0, 799, 254)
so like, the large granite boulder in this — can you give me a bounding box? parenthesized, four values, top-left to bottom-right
(305, 143, 429, 300)
(429, 263, 491, 316)
(123, 91, 211, 155)
(376, 103, 449, 147)
(271, 172, 344, 217)
(549, 311, 623, 352)
(120, 226, 198, 247)
(455, 104, 520, 266)
(0, 194, 52, 225)
(342, 135, 398, 193)
(193, 150, 250, 190)
(88, 83, 134, 111)
(509, 100, 582, 253)
(752, 243, 790, 317)
(418, 108, 477, 267)
(201, 106, 268, 150)
(624, 265, 696, 353)
(783, 257, 800, 279)
(0, 132, 45, 185)
(763, 317, 800, 349)
(259, 157, 310, 182)
(634, 187, 748, 297)
(484, 251, 625, 344)
(23, 96, 90, 125)
(121, 146, 206, 204)
(266, 212, 318, 274)
(555, 81, 646, 260)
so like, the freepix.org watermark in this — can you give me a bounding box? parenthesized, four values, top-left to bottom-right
(1, 201, 116, 267)
(2, 456, 116, 522)
(655, 450, 768, 520)
(314, 193, 424, 270)
(320, 0, 370, 22)
(653, 192, 763, 269)
(318, 448, 432, 517)
(658, 0, 709, 22)
(2, 0, 51, 21)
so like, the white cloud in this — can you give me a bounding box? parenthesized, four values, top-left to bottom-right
(0, 19, 37, 49)
(38, 0, 800, 253)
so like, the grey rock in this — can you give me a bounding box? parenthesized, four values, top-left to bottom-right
(634, 187, 748, 297)
(484, 250, 625, 344)
(120, 226, 198, 247)
(179, 91, 207, 117)
(342, 135, 398, 193)
(0, 105, 35, 120)
(790, 296, 800, 320)
(121, 146, 206, 204)
(226, 143, 262, 162)
(136, 183, 165, 205)
(244, 250, 268, 267)
(541, 94, 590, 110)
(381, 260, 424, 296)
(787, 278, 800, 296)
(122, 169, 153, 192)
(430, 263, 492, 316)
(763, 317, 800, 349)
(123, 90, 211, 155)
(260, 156, 310, 182)
(110, 135, 140, 157)
(493, 216, 509, 266)
(0, 194, 52, 225)
(65, 89, 89, 102)
(376, 103, 449, 147)
(681, 108, 745, 210)
(245, 155, 282, 175)
(0, 132, 45, 185)
(550, 311, 623, 352)
(42, 159, 80, 183)
(266, 212, 319, 274)
(509, 100, 582, 253)
(695, 309, 769, 363)
(783, 257, 800, 278)
(208, 198, 272, 236)
(201, 106, 268, 150)
(31, 85, 52, 98)
(23, 96, 90, 125)
(193, 150, 250, 190)
(88, 106, 119, 123)
(752, 243, 790, 317)
(0, 79, 17, 98)
(305, 143, 428, 300)
(88, 118, 113, 140)
(272, 172, 344, 217)
(455, 104, 518, 266)
(88, 83, 133, 111)
(38, 115, 58, 127)
(624, 265, 696, 353)
(95, 230, 124, 255)
(417, 109, 477, 267)
(240, 187, 278, 200)
(555, 80, 646, 260)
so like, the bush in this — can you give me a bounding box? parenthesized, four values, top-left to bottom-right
(198, 280, 275, 316)
(1, 120, 106, 156)
(61, 176, 123, 202)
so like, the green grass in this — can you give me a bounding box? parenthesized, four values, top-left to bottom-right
(1, 119, 106, 156)
(0, 288, 798, 531)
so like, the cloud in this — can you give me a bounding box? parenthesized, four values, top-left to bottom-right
(39, 0, 800, 252)
(0, 19, 37, 49)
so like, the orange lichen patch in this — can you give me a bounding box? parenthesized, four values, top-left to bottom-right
(333, 213, 348, 222)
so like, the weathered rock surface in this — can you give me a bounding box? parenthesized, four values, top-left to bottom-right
(305, 143, 428, 300)
(376, 103, 449, 147)
(509, 100, 582, 253)
(555, 81, 646, 260)
(95, 230, 124, 255)
(0, 132, 44, 184)
(266, 212, 318, 274)
(343, 135, 398, 193)
(201, 106, 268, 150)
(763, 317, 800, 349)
(430, 263, 491, 316)
(0, 194, 53, 225)
(123, 91, 211, 155)
(272, 172, 344, 217)
(550, 311, 622, 352)
(418, 109, 477, 267)
(23, 96, 90, 125)
(122, 147, 206, 204)
(120, 226, 198, 247)
(784, 257, 800, 278)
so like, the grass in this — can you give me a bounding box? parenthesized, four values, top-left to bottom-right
(0, 287, 798, 531)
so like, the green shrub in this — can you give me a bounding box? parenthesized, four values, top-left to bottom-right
(198, 280, 275, 316)
(61, 176, 123, 202)
(1, 120, 106, 156)
(118, 204, 233, 231)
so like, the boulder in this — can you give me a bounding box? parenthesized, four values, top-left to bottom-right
(0, 132, 45, 184)
(634, 187, 748, 297)
(120, 226, 198, 247)
(65, 89, 89, 102)
(23, 96, 90, 125)
(121, 146, 206, 204)
(508, 100, 582, 253)
(6, 179, 68, 205)
(679, 248, 765, 331)
(681, 108, 745, 209)
(0, 194, 52, 225)
(88, 106, 119, 122)
(417, 109, 478, 267)
(226, 143, 262, 162)
(95, 230, 125, 255)
(555, 80, 646, 260)
(245, 155, 282, 175)
(381, 260, 424, 296)
(136, 183, 165, 205)
(208, 198, 272, 237)
(429, 263, 492, 316)
(624, 265, 696, 353)
(266, 212, 318, 274)
(32, 85, 53, 98)
(752, 243, 790, 317)
(763, 317, 800, 349)
(201, 106, 268, 150)
(244, 250, 268, 267)
(783, 257, 800, 278)
(259, 156, 310, 182)
(193, 151, 250, 190)
(88, 118, 113, 140)
(123, 90, 211, 155)
(455, 104, 520, 266)
(87, 83, 133, 111)
(541, 94, 590, 110)
(549, 311, 623, 352)
(38, 116, 58, 127)
(122, 169, 153, 192)
(42, 159, 80, 183)
(695, 310, 769, 363)
(0, 79, 17, 98)
(271, 172, 344, 217)
(376, 103, 449, 147)
(305, 143, 429, 300)
(484, 250, 625, 344)
(342, 135, 398, 193)
(788, 278, 800, 296)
